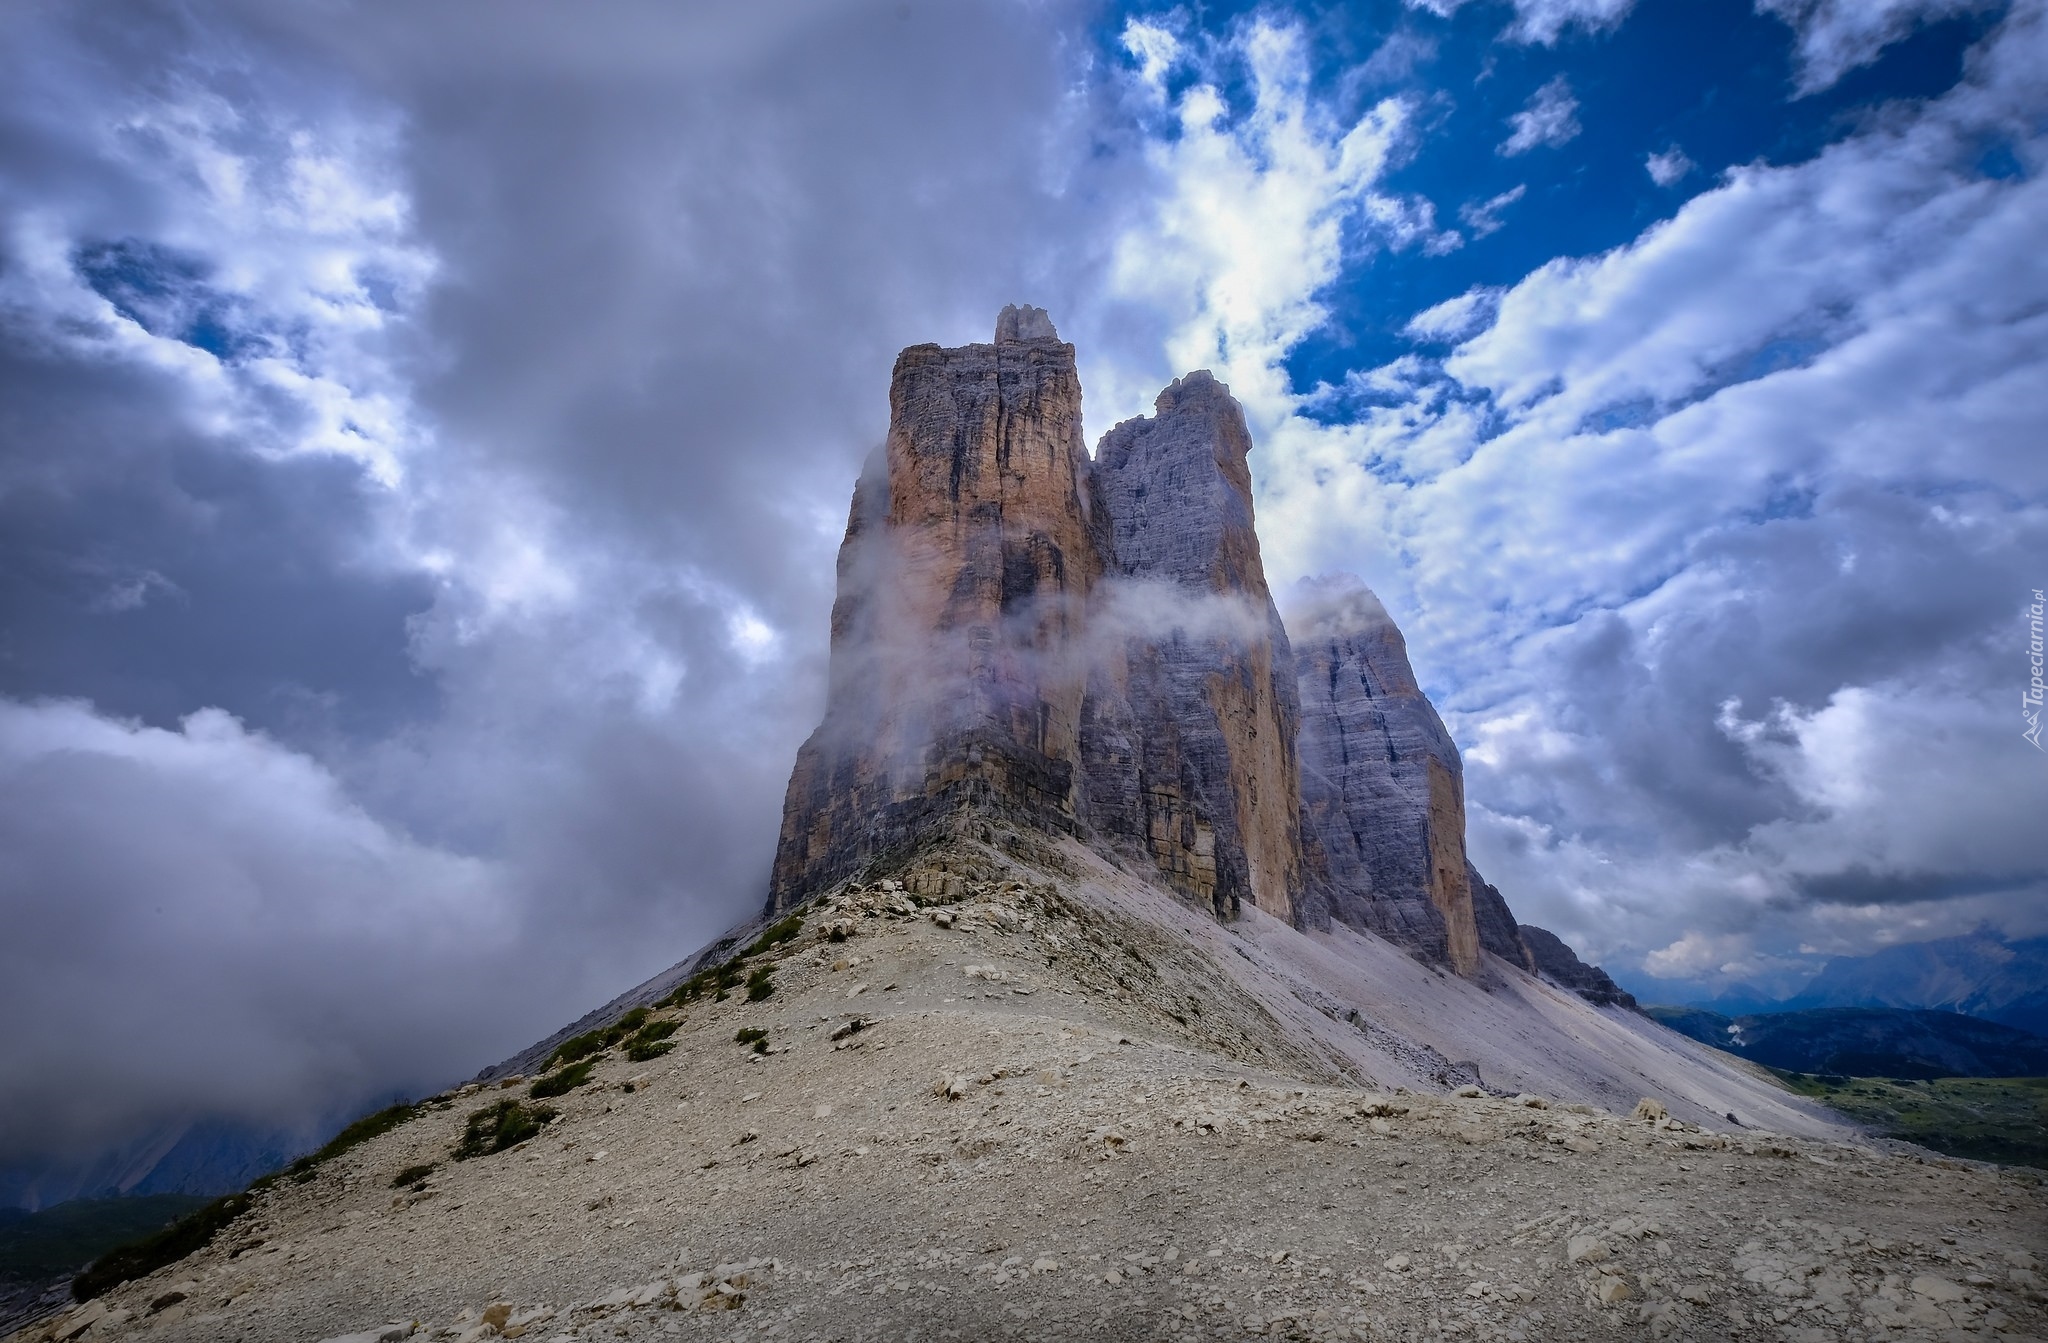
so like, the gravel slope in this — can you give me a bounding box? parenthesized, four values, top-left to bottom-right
(19, 839, 2046, 1343)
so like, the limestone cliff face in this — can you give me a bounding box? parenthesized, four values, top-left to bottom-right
(1081, 372, 1307, 923)
(1288, 577, 1482, 974)
(772, 311, 1531, 966)
(1521, 925, 1640, 1009)
(768, 306, 1103, 910)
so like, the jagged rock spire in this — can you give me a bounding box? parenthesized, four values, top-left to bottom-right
(770, 316, 1524, 976)
(1080, 371, 1307, 922)
(995, 303, 1059, 343)
(768, 309, 1100, 909)
(1287, 575, 1483, 973)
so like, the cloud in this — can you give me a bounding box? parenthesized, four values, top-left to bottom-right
(1499, 76, 1582, 156)
(1459, 183, 1528, 237)
(1377, 4, 2048, 977)
(1504, 0, 1638, 43)
(1121, 15, 1184, 96)
(0, 700, 512, 1161)
(1403, 0, 1637, 44)
(1758, 0, 1999, 94)
(0, 0, 1138, 1172)
(1133, 2, 2048, 989)
(1099, 16, 1444, 431)
(1645, 146, 1695, 186)
(1405, 286, 1506, 342)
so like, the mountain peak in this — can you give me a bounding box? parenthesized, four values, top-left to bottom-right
(993, 303, 1059, 343)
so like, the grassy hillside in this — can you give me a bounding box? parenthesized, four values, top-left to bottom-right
(0, 1195, 211, 1286)
(1772, 1072, 2048, 1170)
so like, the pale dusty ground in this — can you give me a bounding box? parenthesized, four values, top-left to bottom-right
(19, 838, 2048, 1343)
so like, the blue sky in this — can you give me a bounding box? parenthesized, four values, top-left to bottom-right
(0, 0, 2042, 1176)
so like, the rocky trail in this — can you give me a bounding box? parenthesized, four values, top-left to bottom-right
(19, 853, 2046, 1343)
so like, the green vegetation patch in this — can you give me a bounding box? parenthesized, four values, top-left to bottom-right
(278, 1101, 420, 1184)
(632, 1019, 679, 1045)
(529, 1059, 596, 1099)
(1776, 1070, 2048, 1168)
(745, 966, 775, 1001)
(0, 1194, 210, 1291)
(549, 1030, 608, 1068)
(547, 1006, 661, 1071)
(454, 1099, 557, 1160)
(666, 957, 747, 1007)
(389, 1163, 437, 1189)
(623, 1018, 678, 1062)
(70, 1192, 254, 1302)
(746, 913, 804, 957)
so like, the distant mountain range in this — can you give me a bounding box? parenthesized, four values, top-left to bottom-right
(0, 1120, 305, 1214)
(1630, 932, 2048, 1041)
(1645, 1004, 2048, 1079)
(1780, 933, 2048, 1040)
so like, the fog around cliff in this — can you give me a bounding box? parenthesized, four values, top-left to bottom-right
(2, 0, 2043, 1171)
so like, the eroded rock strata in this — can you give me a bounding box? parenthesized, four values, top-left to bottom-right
(773, 308, 1603, 990)
(1287, 577, 1483, 974)
(769, 306, 1102, 909)
(772, 315, 1309, 928)
(1081, 371, 1307, 923)
(1471, 863, 1538, 973)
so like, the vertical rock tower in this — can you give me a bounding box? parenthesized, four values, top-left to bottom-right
(768, 306, 1102, 909)
(1289, 577, 1484, 973)
(768, 308, 1583, 991)
(1081, 372, 1307, 922)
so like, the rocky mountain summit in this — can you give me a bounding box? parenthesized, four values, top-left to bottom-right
(771, 307, 1612, 994)
(17, 310, 2043, 1343)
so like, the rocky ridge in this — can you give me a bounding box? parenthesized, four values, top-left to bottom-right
(18, 843, 2044, 1343)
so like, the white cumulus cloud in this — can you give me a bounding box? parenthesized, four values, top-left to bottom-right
(1645, 146, 1695, 186)
(1499, 76, 1582, 156)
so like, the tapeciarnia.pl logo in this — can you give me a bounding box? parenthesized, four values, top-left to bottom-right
(2028, 588, 2046, 751)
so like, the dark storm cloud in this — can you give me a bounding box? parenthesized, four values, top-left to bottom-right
(0, 0, 1149, 1168)
(0, 340, 438, 741)
(1795, 867, 2047, 907)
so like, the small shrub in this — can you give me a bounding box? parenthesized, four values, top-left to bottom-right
(746, 914, 804, 956)
(632, 1019, 679, 1045)
(624, 1039, 674, 1062)
(454, 1100, 557, 1160)
(550, 1031, 607, 1069)
(734, 1027, 768, 1045)
(551, 1006, 659, 1069)
(390, 1163, 436, 1189)
(746, 966, 775, 1001)
(530, 1059, 596, 1099)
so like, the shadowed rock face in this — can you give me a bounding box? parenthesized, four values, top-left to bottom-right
(1081, 372, 1306, 922)
(1471, 863, 1537, 973)
(768, 306, 1103, 909)
(1521, 924, 1640, 1008)
(1288, 577, 1482, 974)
